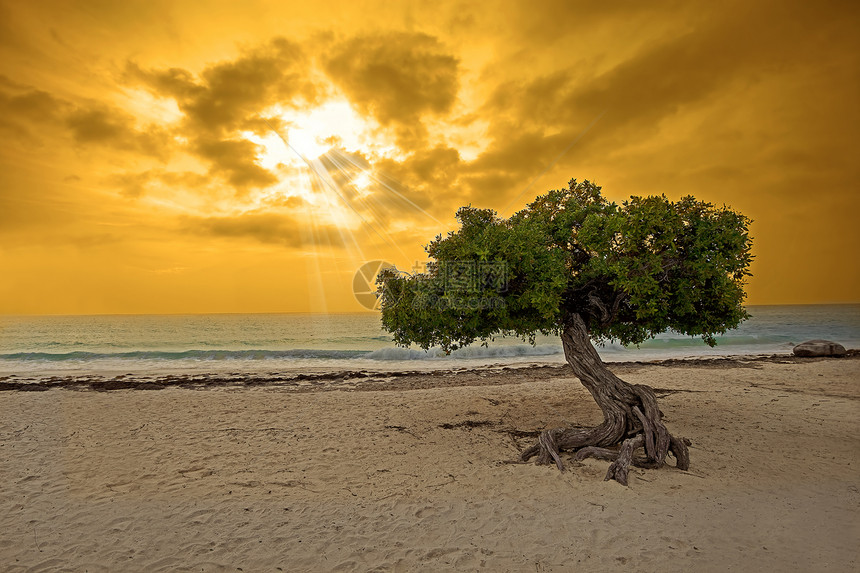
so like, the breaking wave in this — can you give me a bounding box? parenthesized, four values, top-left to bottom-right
(0, 344, 565, 363)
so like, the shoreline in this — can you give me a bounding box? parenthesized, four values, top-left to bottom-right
(1, 350, 857, 392)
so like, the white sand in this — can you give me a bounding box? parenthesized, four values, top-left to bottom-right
(1, 358, 858, 572)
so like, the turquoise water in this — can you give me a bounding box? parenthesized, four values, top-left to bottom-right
(0, 305, 857, 376)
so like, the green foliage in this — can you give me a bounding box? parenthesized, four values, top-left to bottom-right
(379, 179, 753, 351)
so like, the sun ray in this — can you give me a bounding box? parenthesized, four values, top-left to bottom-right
(326, 147, 445, 226)
(260, 120, 415, 263)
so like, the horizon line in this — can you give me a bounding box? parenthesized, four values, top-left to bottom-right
(2, 302, 859, 318)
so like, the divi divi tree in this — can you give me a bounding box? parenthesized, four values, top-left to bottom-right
(379, 179, 753, 484)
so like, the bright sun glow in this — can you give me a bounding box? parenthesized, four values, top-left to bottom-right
(242, 101, 364, 169)
(352, 171, 372, 191)
(268, 100, 396, 163)
(287, 125, 330, 160)
(239, 100, 404, 225)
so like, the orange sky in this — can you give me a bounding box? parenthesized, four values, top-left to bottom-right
(1, 0, 858, 314)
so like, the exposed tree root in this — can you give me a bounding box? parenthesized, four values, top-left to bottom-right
(518, 314, 692, 485)
(603, 434, 644, 486)
(520, 411, 691, 485)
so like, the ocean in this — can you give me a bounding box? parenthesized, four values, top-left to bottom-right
(1, 305, 858, 379)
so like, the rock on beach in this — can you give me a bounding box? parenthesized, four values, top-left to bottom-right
(792, 339, 847, 357)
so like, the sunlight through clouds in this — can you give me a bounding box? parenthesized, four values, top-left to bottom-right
(274, 100, 399, 161)
(0, 0, 858, 313)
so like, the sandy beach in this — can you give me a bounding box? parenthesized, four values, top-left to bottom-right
(1, 355, 858, 572)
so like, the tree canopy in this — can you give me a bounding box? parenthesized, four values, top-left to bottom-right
(379, 179, 753, 351)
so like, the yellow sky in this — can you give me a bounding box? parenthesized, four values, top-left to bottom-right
(1, 0, 858, 314)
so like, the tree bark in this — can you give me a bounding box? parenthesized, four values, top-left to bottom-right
(520, 313, 690, 484)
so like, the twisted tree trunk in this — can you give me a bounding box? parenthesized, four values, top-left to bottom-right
(520, 314, 690, 485)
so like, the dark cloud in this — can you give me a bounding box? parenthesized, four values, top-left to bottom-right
(183, 212, 347, 249)
(453, 0, 860, 209)
(0, 78, 68, 140)
(124, 37, 321, 192)
(66, 107, 128, 141)
(126, 65, 201, 102)
(2, 86, 64, 120)
(186, 212, 301, 245)
(126, 37, 317, 135)
(192, 38, 316, 130)
(371, 145, 462, 216)
(460, 131, 575, 204)
(0, 75, 172, 161)
(483, 72, 574, 132)
(363, 130, 572, 214)
(502, 0, 691, 47)
(192, 137, 276, 190)
(323, 32, 459, 131)
(65, 104, 172, 160)
(485, 0, 858, 144)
